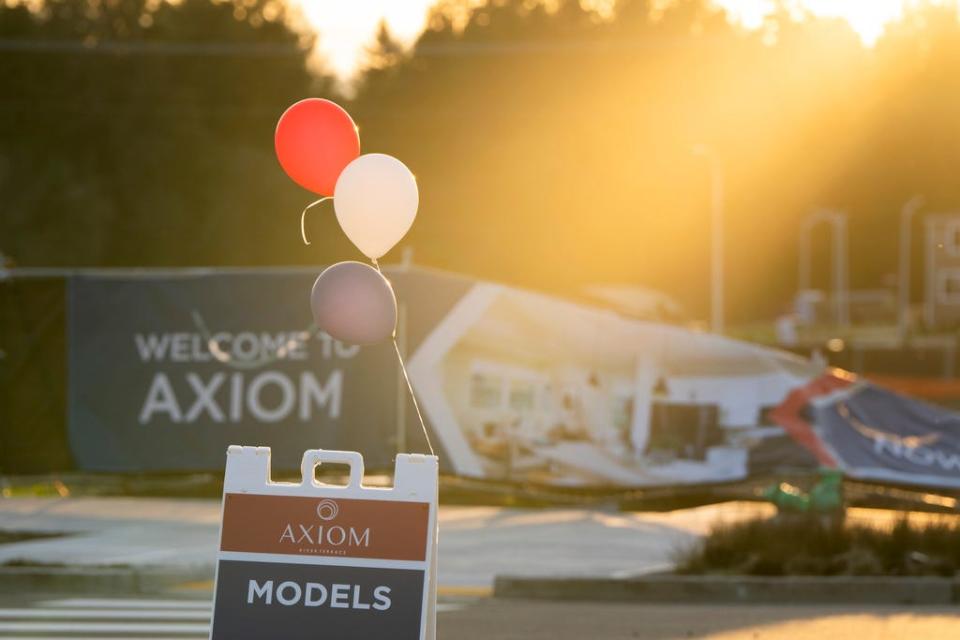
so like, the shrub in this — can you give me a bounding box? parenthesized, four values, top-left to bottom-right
(675, 514, 960, 576)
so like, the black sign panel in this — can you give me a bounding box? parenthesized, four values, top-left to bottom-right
(67, 271, 397, 471)
(211, 560, 425, 640)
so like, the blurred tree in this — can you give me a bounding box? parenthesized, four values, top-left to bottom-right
(354, 19, 407, 106)
(6, 0, 960, 325)
(365, 19, 406, 72)
(0, 0, 336, 267)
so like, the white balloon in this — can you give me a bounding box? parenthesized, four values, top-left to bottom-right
(334, 153, 418, 259)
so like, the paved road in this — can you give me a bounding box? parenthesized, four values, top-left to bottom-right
(0, 595, 211, 638)
(0, 592, 469, 638)
(1, 592, 958, 639)
(444, 600, 960, 640)
(0, 498, 774, 587)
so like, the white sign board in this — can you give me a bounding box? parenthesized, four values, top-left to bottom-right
(210, 447, 438, 640)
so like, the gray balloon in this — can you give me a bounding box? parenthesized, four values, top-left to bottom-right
(310, 261, 397, 345)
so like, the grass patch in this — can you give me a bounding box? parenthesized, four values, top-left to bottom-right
(0, 530, 65, 545)
(2, 558, 128, 568)
(676, 515, 960, 577)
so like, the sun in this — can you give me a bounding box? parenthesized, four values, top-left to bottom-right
(798, 0, 907, 45)
(294, 0, 437, 81)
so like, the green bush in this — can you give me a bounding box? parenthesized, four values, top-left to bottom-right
(675, 515, 960, 577)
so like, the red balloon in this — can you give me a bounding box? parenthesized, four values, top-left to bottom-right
(275, 98, 360, 196)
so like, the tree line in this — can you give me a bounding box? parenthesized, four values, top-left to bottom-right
(3, 0, 960, 323)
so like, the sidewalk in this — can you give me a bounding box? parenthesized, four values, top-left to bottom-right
(0, 497, 772, 590)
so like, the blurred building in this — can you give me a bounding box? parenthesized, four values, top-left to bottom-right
(581, 284, 685, 324)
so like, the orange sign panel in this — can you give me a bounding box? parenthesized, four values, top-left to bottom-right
(220, 493, 430, 561)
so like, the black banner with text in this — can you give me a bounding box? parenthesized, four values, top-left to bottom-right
(68, 272, 398, 471)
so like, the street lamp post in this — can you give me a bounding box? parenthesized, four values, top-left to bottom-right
(898, 195, 924, 341)
(694, 145, 724, 334)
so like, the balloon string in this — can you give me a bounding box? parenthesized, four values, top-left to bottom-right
(393, 337, 435, 457)
(372, 258, 435, 457)
(193, 310, 318, 370)
(300, 197, 332, 245)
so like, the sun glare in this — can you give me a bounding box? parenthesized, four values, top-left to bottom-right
(295, 0, 435, 80)
(298, 0, 953, 81)
(715, 0, 924, 46)
(802, 0, 908, 45)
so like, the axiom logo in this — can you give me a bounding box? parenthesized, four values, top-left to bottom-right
(316, 499, 339, 521)
(278, 500, 371, 553)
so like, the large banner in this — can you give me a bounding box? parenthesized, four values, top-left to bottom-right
(67, 267, 818, 484)
(67, 269, 469, 472)
(772, 373, 960, 489)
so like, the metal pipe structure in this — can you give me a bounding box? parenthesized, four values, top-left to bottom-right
(898, 195, 925, 340)
(835, 214, 849, 327)
(395, 302, 408, 454)
(799, 209, 849, 327)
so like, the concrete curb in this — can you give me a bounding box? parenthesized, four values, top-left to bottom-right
(494, 575, 960, 605)
(0, 565, 214, 594)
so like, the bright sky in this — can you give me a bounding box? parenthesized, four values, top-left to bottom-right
(714, 0, 911, 45)
(296, 0, 437, 79)
(296, 0, 934, 81)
